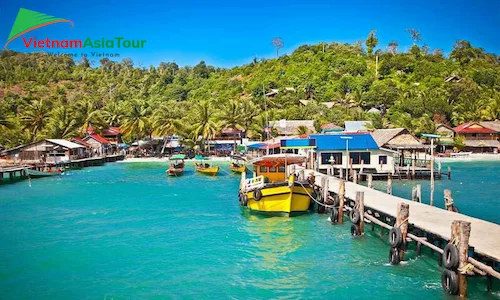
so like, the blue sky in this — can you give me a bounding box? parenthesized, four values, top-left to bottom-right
(0, 0, 499, 68)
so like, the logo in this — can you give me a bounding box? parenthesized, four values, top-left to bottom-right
(5, 8, 73, 50)
(5, 8, 146, 56)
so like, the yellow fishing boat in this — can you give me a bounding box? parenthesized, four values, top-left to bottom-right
(229, 155, 247, 173)
(195, 155, 219, 176)
(238, 154, 313, 216)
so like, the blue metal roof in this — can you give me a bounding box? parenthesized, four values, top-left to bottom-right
(309, 134, 379, 151)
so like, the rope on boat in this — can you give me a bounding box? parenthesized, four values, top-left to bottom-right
(297, 181, 335, 209)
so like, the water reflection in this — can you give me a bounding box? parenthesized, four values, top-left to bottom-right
(242, 214, 309, 291)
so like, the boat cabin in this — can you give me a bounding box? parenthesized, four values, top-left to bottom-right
(251, 154, 306, 183)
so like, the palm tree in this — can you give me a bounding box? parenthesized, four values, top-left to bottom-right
(121, 100, 151, 140)
(75, 99, 105, 135)
(20, 99, 51, 141)
(190, 101, 220, 152)
(296, 125, 310, 135)
(152, 102, 184, 154)
(0, 111, 15, 131)
(102, 102, 124, 127)
(218, 100, 245, 152)
(45, 106, 79, 138)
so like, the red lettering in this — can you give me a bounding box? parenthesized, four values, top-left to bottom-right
(22, 37, 32, 48)
(37, 40, 45, 48)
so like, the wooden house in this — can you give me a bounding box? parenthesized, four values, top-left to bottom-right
(454, 121, 500, 153)
(2, 139, 86, 163)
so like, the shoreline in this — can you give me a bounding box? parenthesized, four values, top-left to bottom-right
(120, 157, 231, 163)
(437, 153, 500, 163)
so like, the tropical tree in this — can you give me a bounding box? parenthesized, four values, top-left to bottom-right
(121, 100, 151, 140)
(218, 100, 245, 152)
(45, 106, 79, 139)
(190, 101, 220, 151)
(365, 30, 379, 56)
(20, 99, 51, 141)
(296, 125, 310, 135)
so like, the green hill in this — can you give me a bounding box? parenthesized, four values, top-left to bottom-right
(0, 37, 499, 149)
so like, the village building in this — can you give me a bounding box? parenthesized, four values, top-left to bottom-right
(435, 123, 455, 153)
(1, 139, 86, 163)
(309, 133, 396, 175)
(370, 128, 430, 173)
(269, 120, 316, 136)
(343, 121, 372, 132)
(454, 121, 500, 153)
(83, 134, 111, 156)
(320, 123, 344, 133)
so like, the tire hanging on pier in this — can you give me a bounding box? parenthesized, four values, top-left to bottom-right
(253, 189, 262, 201)
(350, 224, 361, 236)
(442, 243, 459, 270)
(389, 227, 403, 248)
(332, 195, 340, 207)
(441, 269, 458, 295)
(330, 207, 338, 224)
(389, 247, 400, 265)
(349, 209, 360, 224)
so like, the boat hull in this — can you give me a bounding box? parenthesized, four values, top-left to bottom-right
(166, 168, 184, 176)
(196, 166, 219, 176)
(244, 183, 312, 215)
(230, 165, 246, 173)
(25, 169, 62, 178)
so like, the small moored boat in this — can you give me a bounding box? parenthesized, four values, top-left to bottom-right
(25, 168, 64, 178)
(238, 154, 313, 216)
(229, 155, 247, 173)
(166, 154, 186, 176)
(194, 155, 219, 176)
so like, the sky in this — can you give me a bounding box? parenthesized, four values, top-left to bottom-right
(0, 0, 499, 68)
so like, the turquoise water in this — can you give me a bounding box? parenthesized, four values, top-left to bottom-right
(0, 161, 498, 299)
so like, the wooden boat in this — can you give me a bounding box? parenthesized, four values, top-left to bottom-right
(194, 155, 219, 176)
(166, 154, 186, 176)
(25, 168, 63, 178)
(238, 154, 313, 216)
(229, 155, 247, 173)
(450, 152, 472, 158)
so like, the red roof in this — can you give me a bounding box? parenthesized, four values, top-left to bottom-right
(454, 122, 495, 134)
(103, 127, 121, 135)
(70, 137, 91, 148)
(84, 134, 110, 144)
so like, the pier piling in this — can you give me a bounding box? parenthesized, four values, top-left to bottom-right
(367, 174, 373, 189)
(451, 220, 472, 297)
(396, 203, 410, 261)
(448, 166, 451, 180)
(387, 174, 392, 195)
(338, 180, 345, 224)
(353, 170, 358, 184)
(445, 190, 454, 211)
(357, 191, 365, 234)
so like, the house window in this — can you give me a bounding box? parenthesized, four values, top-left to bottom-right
(278, 166, 286, 173)
(320, 152, 342, 165)
(260, 166, 267, 173)
(349, 152, 371, 164)
(269, 166, 277, 172)
(379, 155, 388, 165)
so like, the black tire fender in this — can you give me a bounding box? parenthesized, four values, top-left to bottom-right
(253, 189, 262, 201)
(332, 195, 340, 207)
(241, 194, 248, 206)
(442, 243, 459, 270)
(330, 207, 339, 224)
(389, 247, 401, 265)
(441, 269, 459, 295)
(350, 224, 361, 236)
(349, 209, 360, 224)
(389, 227, 403, 248)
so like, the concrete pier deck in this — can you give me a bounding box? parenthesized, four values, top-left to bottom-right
(307, 169, 500, 263)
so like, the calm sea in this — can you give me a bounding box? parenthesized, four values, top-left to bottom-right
(0, 160, 498, 299)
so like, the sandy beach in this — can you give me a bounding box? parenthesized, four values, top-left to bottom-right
(437, 153, 500, 162)
(120, 156, 231, 163)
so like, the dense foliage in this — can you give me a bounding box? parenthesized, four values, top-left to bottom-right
(0, 32, 499, 149)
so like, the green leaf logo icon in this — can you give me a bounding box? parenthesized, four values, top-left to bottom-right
(5, 8, 74, 49)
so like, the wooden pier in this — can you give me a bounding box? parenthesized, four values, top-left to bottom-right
(302, 168, 500, 296)
(0, 155, 124, 184)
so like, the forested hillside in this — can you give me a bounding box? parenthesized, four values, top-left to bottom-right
(0, 32, 499, 149)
